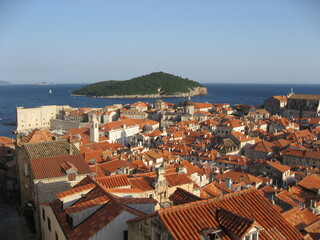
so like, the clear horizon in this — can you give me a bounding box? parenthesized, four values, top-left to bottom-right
(0, 0, 319, 84)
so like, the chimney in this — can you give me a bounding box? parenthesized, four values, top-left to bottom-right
(225, 177, 232, 190)
(271, 194, 275, 205)
(69, 143, 73, 155)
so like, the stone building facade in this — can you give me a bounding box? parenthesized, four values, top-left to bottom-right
(264, 95, 287, 116)
(16, 139, 93, 236)
(16, 105, 70, 133)
(284, 94, 320, 118)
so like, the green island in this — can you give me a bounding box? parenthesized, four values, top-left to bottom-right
(72, 72, 207, 98)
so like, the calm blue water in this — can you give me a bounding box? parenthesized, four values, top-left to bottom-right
(0, 83, 319, 137)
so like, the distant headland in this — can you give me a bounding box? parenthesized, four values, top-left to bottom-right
(35, 82, 56, 85)
(72, 72, 207, 98)
(0, 81, 11, 85)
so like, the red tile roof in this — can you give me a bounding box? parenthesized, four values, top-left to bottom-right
(230, 131, 255, 142)
(130, 188, 303, 240)
(281, 207, 319, 231)
(128, 177, 154, 192)
(165, 173, 193, 187)
(273, 95, 287, 102)
(216, 207, 262, 239)
(17, 129, 53, 147)
(249, 140, 275, 153)
(98, 159, 133, 174)
(215, 171, 262, 186)
(0, 136, 15, 146)
(267, 161, 290, 173)
(180, 160, 205, 175)
(219, 119, 245, 128)
(131, 119, 159, 129)
(304, 219, 320, 240)
(169, 187, 203, 205)
(56, 183, 95, 199)
(100, 119, 137, 131)
(276, 190, 301, 208)
(298, 174, 320, 193)
(95, 174, 131, 188)
(29, 154, 92, 179)
(193, 103, 213, 109)
(50, 176, 146, 240)
(216, 155, 249, 167)
(200, 182, 224, 198)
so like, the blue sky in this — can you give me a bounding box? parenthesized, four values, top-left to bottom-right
(0, 0, 319, 84)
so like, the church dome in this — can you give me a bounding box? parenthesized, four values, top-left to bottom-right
(143, 124, 153, 132)
(184, 97, 193, 106)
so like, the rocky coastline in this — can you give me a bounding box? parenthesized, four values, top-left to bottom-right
(73, 86, 207, 99)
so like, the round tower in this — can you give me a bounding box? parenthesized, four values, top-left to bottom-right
(184, 96, 194, 115)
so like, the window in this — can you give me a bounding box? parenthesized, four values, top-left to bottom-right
(42, 208, 45, 221)
(245, 232, 258, 240)
(123, 230, 128, 240)
(208, 233, 221, 240)
(252, 233, 258, 240)
(47, 217, 51, 232)
(55, 232, 59, 240)
(24, 162, 29, 176)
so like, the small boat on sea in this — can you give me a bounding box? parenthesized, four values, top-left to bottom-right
(49, 89, 52, 94)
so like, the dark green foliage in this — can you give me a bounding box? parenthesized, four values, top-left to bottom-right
(73, 72, 203, 96)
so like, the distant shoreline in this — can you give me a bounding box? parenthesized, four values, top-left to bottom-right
(0, 81, 11, 85)
(35, 82, 56, 85)
(72, 92, 207, 99)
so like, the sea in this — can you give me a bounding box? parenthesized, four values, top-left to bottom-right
(0, 83, 319, 138)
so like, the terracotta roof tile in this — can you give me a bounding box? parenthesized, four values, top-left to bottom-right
(23, 139, 79, 159)
(56, 183, 95, 199)
(276, 190, 300, 208)
(298, 174, 320, 193)
(134, 188, 303, 240)
(169, 187, 203, 205)
(29, 154, 92, 179)
(201, 182, 223, 198)
(304, 219, 320, 240)
(281, 207, 320, 231)
(193, 103, 213, 109)
(98, 160, 133, 174)
(50, 176, 146, 240)
(267, 161, 290, 173)
(215, 171, 262, 186)
(128, 177, 154, 191)
(95, 174, 131, 188)
(216, 155, 249, 167)
(216, 207, 260, 238)
(100, 119, 137, 131)
(273, 95, 287, 102)
(249, 140, 275, 153)
(17, 129, 53, 147)
(165, 173, 193, 187)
